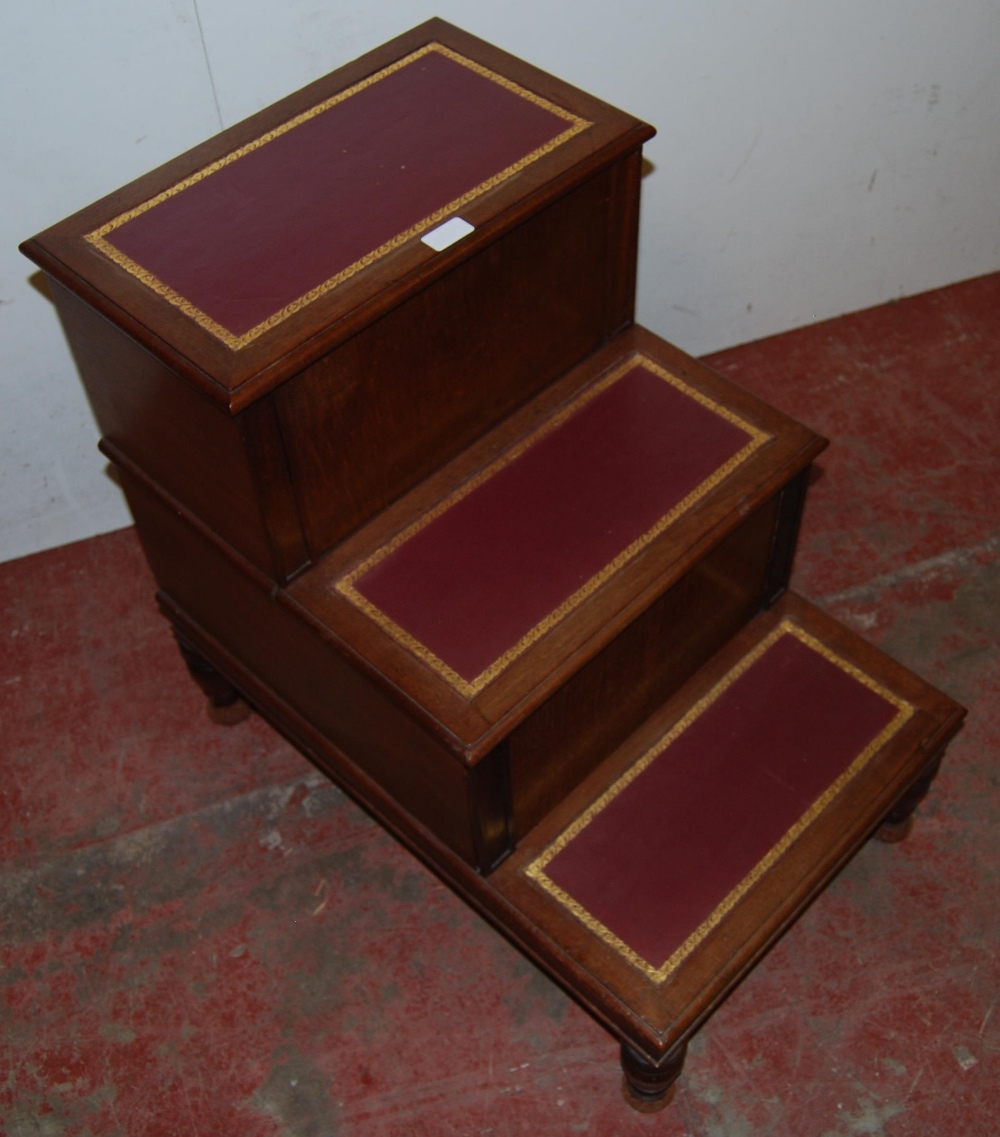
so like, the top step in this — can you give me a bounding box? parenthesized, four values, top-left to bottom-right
(21, 18, 653, 411)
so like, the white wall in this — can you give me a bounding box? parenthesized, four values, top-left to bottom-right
(3, 1, 999, 564)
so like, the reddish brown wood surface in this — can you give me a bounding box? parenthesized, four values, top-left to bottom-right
(121, 468, 488, 866)
(276, 164, 632, 558)
(49, 281, 299, 579)
(21, 19, 653, 409)
(506, 497, 780, 841)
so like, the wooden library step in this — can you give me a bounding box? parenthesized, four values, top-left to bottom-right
(487, 591, 965, 1109)
(286, 324, 825, 863)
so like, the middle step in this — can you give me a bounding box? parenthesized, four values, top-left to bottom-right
(287, 325, 827, 870)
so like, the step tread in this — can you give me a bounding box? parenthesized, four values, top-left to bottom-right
(489, 591, 964, 1050)
(288, 326, 825, 747)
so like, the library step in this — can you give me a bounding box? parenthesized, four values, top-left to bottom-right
(23, 15, 968, 1117)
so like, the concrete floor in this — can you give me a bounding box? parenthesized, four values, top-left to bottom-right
(2, 274, 998, 1135)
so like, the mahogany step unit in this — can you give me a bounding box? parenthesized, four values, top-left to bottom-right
(19, 15, 966, 1116)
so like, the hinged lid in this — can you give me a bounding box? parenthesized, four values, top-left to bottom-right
(21, 19, 653, 411)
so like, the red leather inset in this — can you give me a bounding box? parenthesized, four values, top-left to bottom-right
(542, 631, 902, 970)
(355, 364, 755, 683)
(105, 49, 578, 336)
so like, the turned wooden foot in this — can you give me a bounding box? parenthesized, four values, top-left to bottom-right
(206, 696, 253, 725)
(620, 1041, 687, 1113)
(174, 634, 252, 725)
(874, 751, 943, 844)
(875, 814, 914, 844)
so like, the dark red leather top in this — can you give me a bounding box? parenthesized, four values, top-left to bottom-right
(532, 625, 911, 979)
(88, 46, 586, 343)
(341, 359, 766, 694)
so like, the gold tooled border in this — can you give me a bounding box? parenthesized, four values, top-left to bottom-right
(84, 43, 591, 350)
(336, 354, 772, 698)
(525, 620, 915, 984)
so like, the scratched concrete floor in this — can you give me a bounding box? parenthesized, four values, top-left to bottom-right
(2, 274, 998, 1135)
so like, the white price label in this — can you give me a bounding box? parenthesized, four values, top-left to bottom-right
(421, 216, 475, 251)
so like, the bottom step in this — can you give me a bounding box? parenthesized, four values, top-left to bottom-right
(487, 591, 964, 1110)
